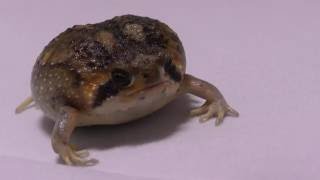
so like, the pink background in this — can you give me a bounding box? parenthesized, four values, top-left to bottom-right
(1, 0, 319, 179)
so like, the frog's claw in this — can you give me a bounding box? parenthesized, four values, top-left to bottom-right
(52, 107, 98, 166)
(15, 96, 34, 114)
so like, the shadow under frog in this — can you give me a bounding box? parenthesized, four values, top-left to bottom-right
(40, 95, 196, 154)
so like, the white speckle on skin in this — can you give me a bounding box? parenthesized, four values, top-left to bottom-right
(83, 67, 89, 71)
(58, 116, 68, 136)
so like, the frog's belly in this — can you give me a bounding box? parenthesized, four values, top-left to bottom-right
(77, 83, 179, 126)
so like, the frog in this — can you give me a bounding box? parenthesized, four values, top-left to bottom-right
(15, 15, 239, 166)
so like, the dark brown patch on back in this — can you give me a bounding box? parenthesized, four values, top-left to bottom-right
(73, 39, 112, 70)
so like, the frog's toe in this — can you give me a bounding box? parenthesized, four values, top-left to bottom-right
(68, 149, 98, 166)
(198, 103, 219, 123)
(75, 149, 90, 158)
(70, 144, 90, 158)
(226, 106, 240, 117)
(57, 144, 98, 166)
(192, 100, 239, 126)
(190, 101, 210, 116)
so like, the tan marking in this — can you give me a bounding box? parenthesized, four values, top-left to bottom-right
(96, 31, 116, 51)
(123, 23, 145, 42)
(168, 45, 186, 73)
(39, 50, 53, 65)
(81, 73, 110, 106)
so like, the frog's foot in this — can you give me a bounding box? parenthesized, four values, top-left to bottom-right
(190, 100, 239, 126)
(52, 107, 98, 166)
(15, 96, 34, 114)
(53, 142, 98, 166)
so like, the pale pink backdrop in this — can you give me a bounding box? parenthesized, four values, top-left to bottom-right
(1, 0, 319, 179)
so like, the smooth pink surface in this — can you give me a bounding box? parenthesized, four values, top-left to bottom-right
(1, 0, 320, 179)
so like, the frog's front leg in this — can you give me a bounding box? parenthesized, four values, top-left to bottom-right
(52, 107, 97, 166)
(181, 74, 239, 126)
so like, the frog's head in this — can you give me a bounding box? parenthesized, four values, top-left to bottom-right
(92, 53, 183, 107)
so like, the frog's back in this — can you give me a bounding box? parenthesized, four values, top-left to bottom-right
(31, 15, 186, 119)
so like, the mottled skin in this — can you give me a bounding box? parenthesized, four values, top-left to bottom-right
(16, 15, 239, 166)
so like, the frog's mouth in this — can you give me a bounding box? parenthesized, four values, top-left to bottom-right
(125, 80, 170, 96)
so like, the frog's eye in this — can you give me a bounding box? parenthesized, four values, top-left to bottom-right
(111, 68, 133, 87)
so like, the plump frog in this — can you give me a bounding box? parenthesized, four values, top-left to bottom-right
(16, 15, 239, 166)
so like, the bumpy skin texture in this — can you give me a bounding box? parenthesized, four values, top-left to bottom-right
(31, 15, 185, 120)
(23, 15, 239, 166)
